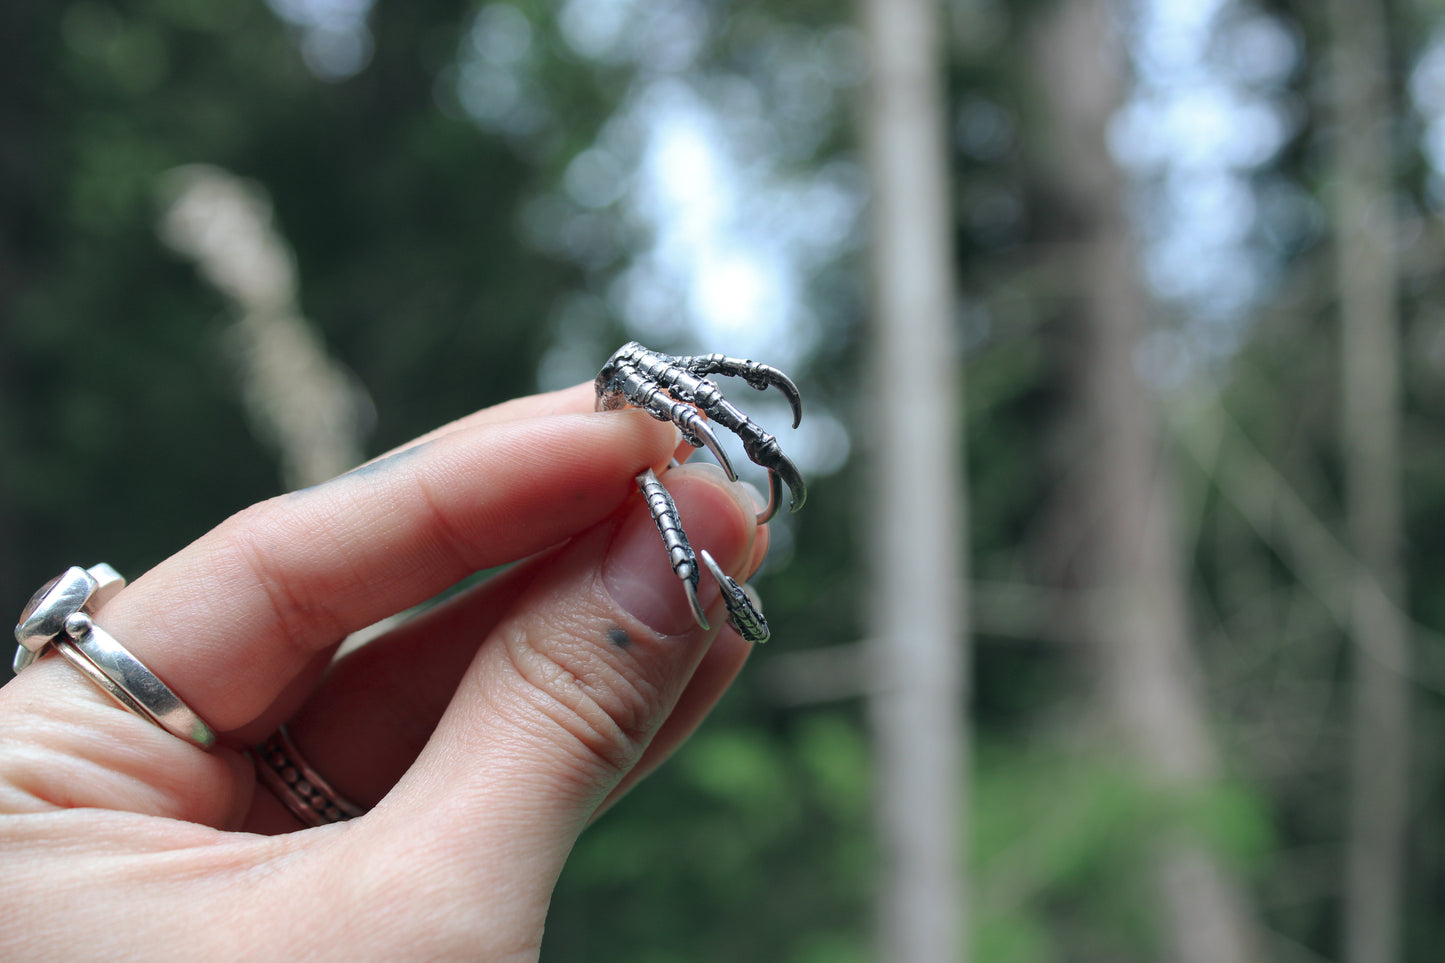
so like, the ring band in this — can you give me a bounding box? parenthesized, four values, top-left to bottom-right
(13, 564, 216, 750)
(54, 620, 216, 749)
(251, 726, 365, 826)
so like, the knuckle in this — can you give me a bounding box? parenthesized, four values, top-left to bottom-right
(412, 470, 487, 576)
(210, 501, 349, 657)
(498, 614, 665, 779)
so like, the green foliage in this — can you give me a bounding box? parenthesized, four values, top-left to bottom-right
(972, 747, 1272, 962)
(546, 710, 873, 962)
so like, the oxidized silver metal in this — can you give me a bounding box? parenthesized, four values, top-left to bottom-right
(637, 468, 709, 629)
(596, 342, 806, 524)
(56, 616, 215, 748)
(12, 564, 216, 749)
(599, 342, 806, 642)
(13, 563, 123, 672)
(251, 726, 365, 827)
(700, 549, 770, 644)
(592, 341, 803, 642)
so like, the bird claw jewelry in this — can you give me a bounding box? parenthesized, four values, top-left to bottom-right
(596, 343, 808, 644)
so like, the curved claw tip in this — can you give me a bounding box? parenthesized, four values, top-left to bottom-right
(744, 363, 802, 429)
(755, 466, 806, 524)
(685, 579, 710, 631)
(755, 464, 808, 524)
(699, 548, 726, 587)
(694, 419, 738, 482)
(701, 549, 771, 644)
(787, 478, 807, 513)
(756, 472, 782, 525)
(776, 374, 803, 429)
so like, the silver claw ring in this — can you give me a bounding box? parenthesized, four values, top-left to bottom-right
(251, 726, 365, 827)
(13, 564, 216, 749)
(597, 342, 804, 643)
(700, 549, 770, 644)
(595, 341, 806, 525)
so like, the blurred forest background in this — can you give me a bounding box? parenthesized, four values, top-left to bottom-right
(4, 0, 1445, 960)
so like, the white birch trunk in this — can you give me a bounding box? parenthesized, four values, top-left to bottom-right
(1324, 1, 1411, 960)
(860, 0, 969, 959)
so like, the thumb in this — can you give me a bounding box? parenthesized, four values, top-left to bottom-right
(355, 463, 759, 943)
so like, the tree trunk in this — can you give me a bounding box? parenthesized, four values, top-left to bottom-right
(1033, 2, 1262, 960)
(1324, 0, 1411, 960)
(859, 0, 969, 959)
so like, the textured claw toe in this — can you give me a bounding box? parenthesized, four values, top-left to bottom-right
(683, 353, 804, 429)
(701, 549, 770, 644)
(637, 469, 710, 631)
(597, 343, 805, 492)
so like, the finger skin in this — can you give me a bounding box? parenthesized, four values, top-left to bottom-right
(78, 407, 678, 732)
(241, 551, 563, 831)
(337, 471, 756, 933)
(250, 471, 768, 831)
(592, 625, 753, 819)
(0, 395, 675, 822)
(357, 382, 630, 464)
(244, 470, 762, 958)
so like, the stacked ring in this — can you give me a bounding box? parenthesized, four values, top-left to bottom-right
(14, 564, 368, 824)
(250, 726, 365, 826)
(12, 564, 216, 749)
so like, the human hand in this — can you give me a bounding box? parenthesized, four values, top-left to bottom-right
(0, 383, 767, 961)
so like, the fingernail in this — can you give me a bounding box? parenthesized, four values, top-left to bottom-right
(603, 499, 707, 637)
(676, 462, 759, 527)
(740, 481, 766, 518)
(602, 467, 751, 637)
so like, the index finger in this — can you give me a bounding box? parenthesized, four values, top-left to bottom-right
(39, 399, 678, 734)
(364, 382, 602, 461)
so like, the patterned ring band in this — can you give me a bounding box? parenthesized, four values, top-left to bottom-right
(251, 726, 366, 827)
(13, 564, 216, 750)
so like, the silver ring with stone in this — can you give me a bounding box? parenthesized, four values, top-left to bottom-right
(13, 564, 216, 749)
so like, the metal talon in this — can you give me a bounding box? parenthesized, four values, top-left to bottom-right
(683, 580, 708, 631)
(759, 450, 805, 521)
(681, 352, 804, 429)
(685, 416, 737, 483)
(760, 471, 786, 526)
(632, 471, 772, 642)
(596, 341, 806, 520)
(636, 469, 710, 631)
(603, 342, 805, 643)
(700, 549, 770, 644)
